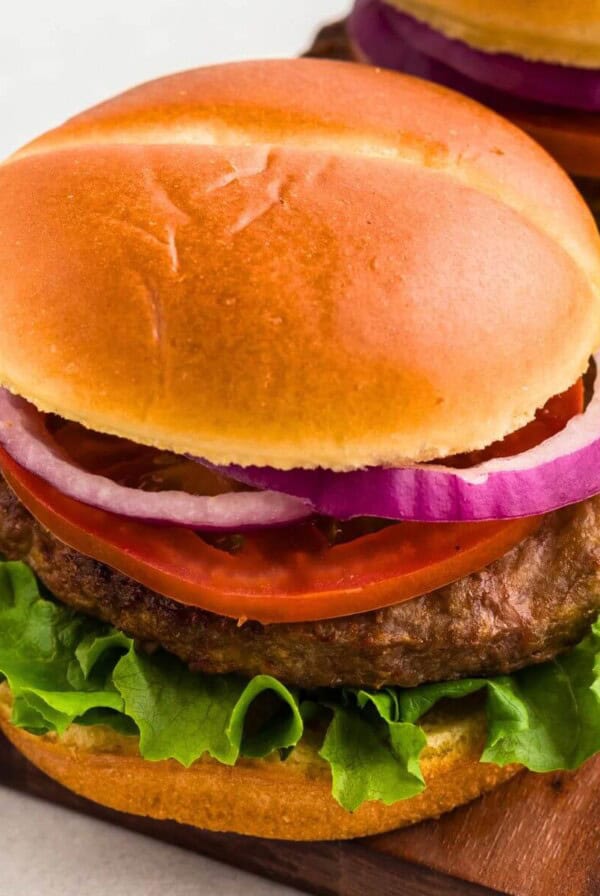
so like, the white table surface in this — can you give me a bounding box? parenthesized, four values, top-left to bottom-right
(0, 2, 348, 894)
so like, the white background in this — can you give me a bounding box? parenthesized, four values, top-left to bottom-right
(0, 0, 348, 158)
(0, 1, 347, 894)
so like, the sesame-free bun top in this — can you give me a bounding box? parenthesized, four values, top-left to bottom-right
(0, 59, 599, 470)
(383, 0, 600, 67)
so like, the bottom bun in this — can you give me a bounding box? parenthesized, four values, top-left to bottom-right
(0, 685, 519, 840)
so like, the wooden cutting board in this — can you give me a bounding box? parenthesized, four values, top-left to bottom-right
(1, 734, 599, 896)
(2, 21, 599, 896)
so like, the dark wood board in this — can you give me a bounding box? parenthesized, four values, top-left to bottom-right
(2, 20, 600, 896)
(2, 731, 600, 896)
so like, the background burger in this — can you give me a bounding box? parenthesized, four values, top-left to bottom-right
(0, 58, 599, 841)
(345, 0, 600, 222)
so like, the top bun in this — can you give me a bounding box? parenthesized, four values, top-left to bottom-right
(0, 59, 599, 470)
(384, 0, 600, 67)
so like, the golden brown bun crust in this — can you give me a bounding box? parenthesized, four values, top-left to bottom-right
(1, 60, 599, 468)
(0, 687, 518, 840)
(384, 0, 600, 67)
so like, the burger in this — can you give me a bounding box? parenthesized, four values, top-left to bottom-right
(0, 58, 599, 842)
(346, 1, 600, 221)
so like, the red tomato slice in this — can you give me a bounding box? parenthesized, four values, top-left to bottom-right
(446, 377, 585, 467)
(509, 107, 600, 179)
(0, 380, 583, 624)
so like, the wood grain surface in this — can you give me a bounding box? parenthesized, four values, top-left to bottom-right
(372, 758, 600, 896)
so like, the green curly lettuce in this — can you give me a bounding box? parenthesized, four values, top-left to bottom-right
(0, 561, 599, 811)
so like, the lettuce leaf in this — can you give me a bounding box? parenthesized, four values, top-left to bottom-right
(320, 702, 426, 811)
(0, 560, 599, 812)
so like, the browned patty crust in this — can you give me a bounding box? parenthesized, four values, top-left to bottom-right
(1, 476, 599, 689)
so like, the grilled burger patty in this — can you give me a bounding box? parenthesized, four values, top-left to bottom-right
(1, 476, 599, 689)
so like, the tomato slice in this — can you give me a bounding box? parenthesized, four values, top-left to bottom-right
(1, 452, 542, 623)
(509, 107, 600, 179)
(0, 379, 583, 624)
(446, 376, 585, 467)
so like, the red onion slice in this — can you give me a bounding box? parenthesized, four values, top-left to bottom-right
(0, 389, 310, 531)
(348, 0, 600, 113)
(215, 357, 600, 522)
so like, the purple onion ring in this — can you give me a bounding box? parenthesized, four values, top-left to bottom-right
(213, 356, 600, 523)
(348, 0, 600, 113)
(0, 389, 310, 532)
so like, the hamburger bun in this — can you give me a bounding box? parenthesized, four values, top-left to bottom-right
(0, 59, 599, 470)
(382, 0, 600, 67)
(0, 684, 519, 840)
